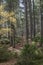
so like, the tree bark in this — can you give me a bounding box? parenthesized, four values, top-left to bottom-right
(24, 0, 29, 43)
(33, 0, 36, 38)
(29, 0, 33, 40)
(40, 0, 43, 46)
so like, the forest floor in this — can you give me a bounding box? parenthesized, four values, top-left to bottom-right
(0, 59, 16, 65)
(0, 43, 23, 65)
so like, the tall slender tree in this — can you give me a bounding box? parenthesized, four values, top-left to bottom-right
(33, 0, 36, 38)
(24, 0, 29, 43)
(29, 0, 33, 40)
(40, 0, 43, 46)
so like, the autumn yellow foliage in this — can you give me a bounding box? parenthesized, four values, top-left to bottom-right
(0, 3, 16, 37)
(0, 4, 16, 24)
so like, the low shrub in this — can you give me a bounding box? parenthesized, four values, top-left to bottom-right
(0, 45, 11, 62)
(0, 39, 10, 44)
(15, 44, 43, 65)
(10, 51, 18, 58)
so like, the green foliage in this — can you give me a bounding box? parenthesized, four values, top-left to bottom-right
(33, 33, 41, 42)
(33, 33, 43, 46)
(0, 35, 10, 44)
(5, 0, 19, 10)
(0, 45, 11, 62)
(0, 39, 10, 44)
(0, 44, 19, 62)
(15, 44, 43, 65)
(40, 37, 43, 43)
(15, 37, 22, 44)
(11, 51, 18, 58)
(33, 36, 40, 42)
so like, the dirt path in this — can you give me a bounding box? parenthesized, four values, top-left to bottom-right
(0, 59, 16, 65)
(0, 44, 23, 65)
(0, 47, 21, 65)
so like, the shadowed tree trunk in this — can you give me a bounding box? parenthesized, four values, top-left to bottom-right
(29, 0, 33, 40)
(40, 0, 43, 46)
(33, 0, 36, 38)
(24, 0, 29, 43)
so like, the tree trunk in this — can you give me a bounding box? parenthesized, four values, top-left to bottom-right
(40, 0, 43, 46)
(25, 0, 29, 43)
(29, 0, 33, 40)
(33, 0, 36, 38)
